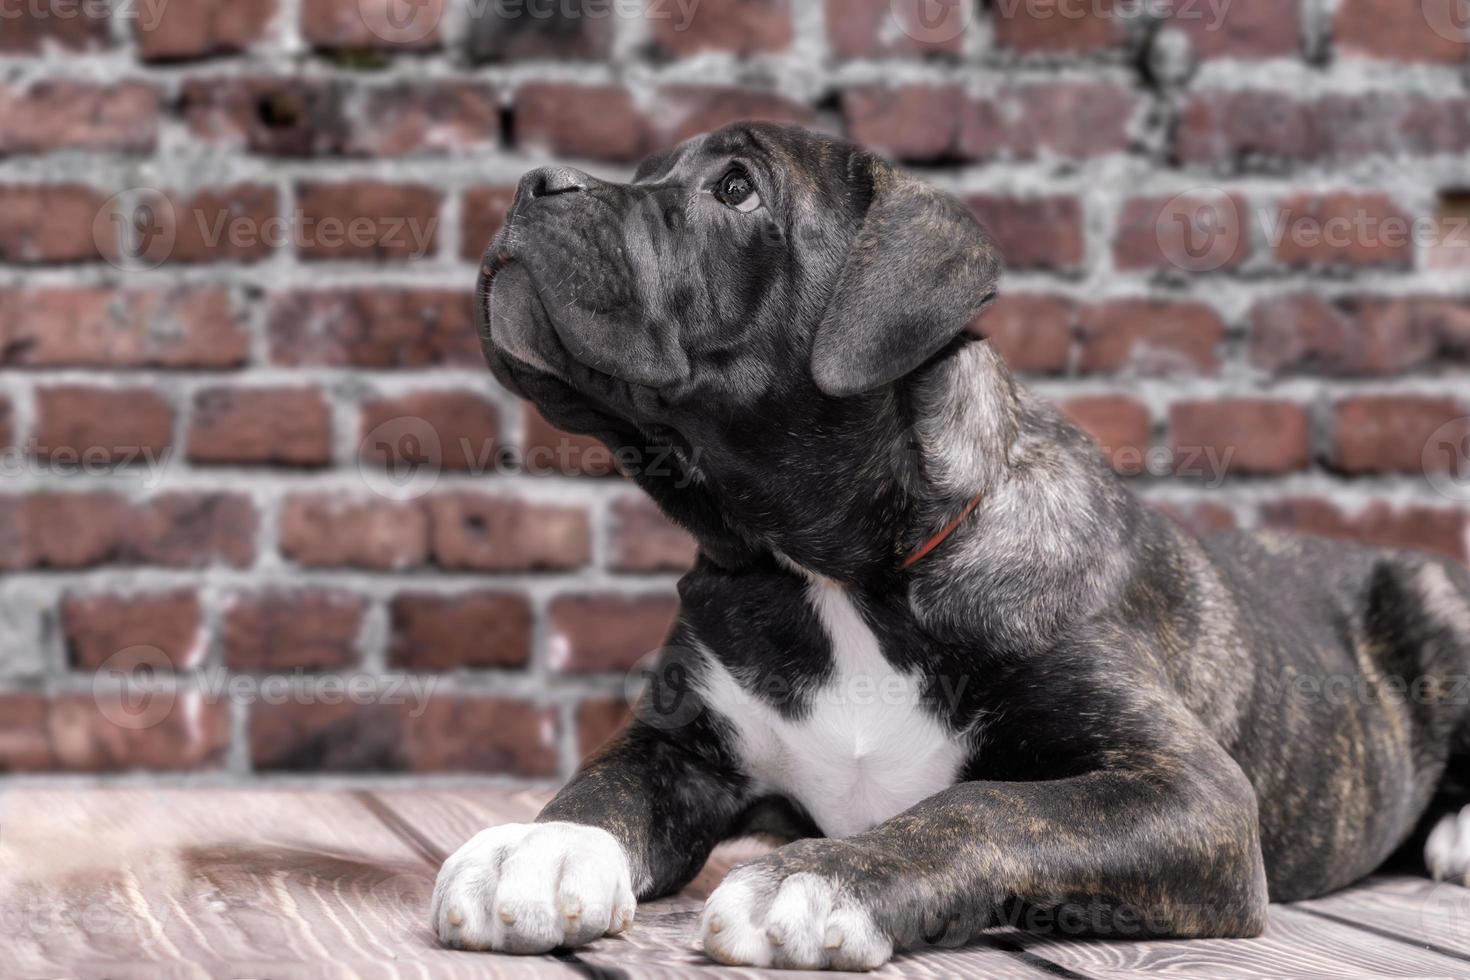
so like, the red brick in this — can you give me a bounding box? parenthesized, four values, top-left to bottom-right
(513, 84, 651, 162)
(279, 496, 429, 570)
(429, 494, 592, 572)
(1170, 399, 1312, 476)
(651, 0, 792, 57)
(250, 697, 558, 775)
(609, 497, 697, 573)
(267, 289, 479, 367)
(181, 78, 350, 158)
(549, 593, 679, 673)
(654, 87, 817, 148)
(462, 186, 517, 261)
(577, 696, 632, 757)
(0, 4, 111, 53)
(991, 0, 1128, 53)
(1061, 396, 1152, 475)
(294, 182, 440, 261)
(350, 83, 500, 157)
(827, 0, 969, 58)
(466, 1, 614, 61)
(0, 82, 158, 155)
(126, 493, 258, 568)
(359, 391, 499, 474)
(1356, 298, 1470, 365)
(0, 288, 248, 369)
(1155, 501, 1239, 535)
(1176, 91, 1321, 166)
(154, 185, 280, 264)
(1248, 295, 1440, 376)
(1332, 396, 1468, 475)
(389, 592, 533, 670)
(1114, 192, 1252, 273)
(1335, 0, 1468, 65)
(1260, 499, 1469, 563)
(521, 407, 617, 477)
(967, 195, 1084, 272)
(61, 591, 204, 671)
(33, 387, 174, 463)
(0, 185, 108, 263)
(223, 590, 366, 671)
(1273, 193, 1415, 270)
(1077, 300, 1225, 375)
(842, 85, 964, 162)
(0, 693, 229, 772)
(135, 0, 277, 60)
(1159, 1, 1302, 60)
(973, 294, 1075, 374)
(301, 0, 445, 49)
(189, 388, 332, 467)
(961, 83, 1137, 161)
(15, 493, 255, 569)
(0, 395, 11, 449)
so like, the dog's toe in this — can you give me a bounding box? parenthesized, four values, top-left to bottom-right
(699, 866, 890, 971)
(432, 822, 635, 953)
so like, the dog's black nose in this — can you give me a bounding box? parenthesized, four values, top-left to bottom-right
(520, 166, 588, 201)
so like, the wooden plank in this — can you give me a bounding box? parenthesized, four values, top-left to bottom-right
(1004, 902, 1470, 978)
(1292, 874, 1470, 960)
(0, 787, 578, 980)
(373, 787, 1058, 978)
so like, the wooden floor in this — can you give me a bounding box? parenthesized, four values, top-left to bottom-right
(5, 787, 1470, 978)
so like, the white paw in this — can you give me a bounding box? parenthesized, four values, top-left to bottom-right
(699, 866, 892, 971)
(1427, 808, 1470, 885)
(431, 822, 635, 953)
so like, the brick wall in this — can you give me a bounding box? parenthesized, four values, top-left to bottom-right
(1, 0, 1468, 778)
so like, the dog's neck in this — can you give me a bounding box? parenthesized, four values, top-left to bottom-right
(631, 339, 1028, 586)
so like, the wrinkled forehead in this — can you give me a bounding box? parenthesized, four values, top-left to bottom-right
(633, 125, 859, 206)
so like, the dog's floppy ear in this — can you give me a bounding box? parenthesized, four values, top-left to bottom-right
(811, 154, 1002, 398)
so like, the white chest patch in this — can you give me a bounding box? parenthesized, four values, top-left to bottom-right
(696, 571, 969, 838)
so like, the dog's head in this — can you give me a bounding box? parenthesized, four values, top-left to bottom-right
(479, 122, 1004, 569)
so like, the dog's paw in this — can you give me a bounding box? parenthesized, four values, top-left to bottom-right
(431, 822, 635, 953)
(1427, 807, 1470, 885)
(699, 864, 892, 971)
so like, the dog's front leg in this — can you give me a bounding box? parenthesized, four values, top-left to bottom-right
(700, 735, 1269, 971)
(432, 716, 749, 953)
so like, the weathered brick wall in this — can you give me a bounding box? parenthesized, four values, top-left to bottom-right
(0, 0, 1467, 778)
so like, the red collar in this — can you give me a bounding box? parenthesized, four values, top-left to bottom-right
(901, 493, 984, 570)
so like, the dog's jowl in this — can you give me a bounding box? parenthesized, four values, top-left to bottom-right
(431, 123, 1470, 969)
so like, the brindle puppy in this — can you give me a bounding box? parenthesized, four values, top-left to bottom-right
(430, 122, 1470, 970)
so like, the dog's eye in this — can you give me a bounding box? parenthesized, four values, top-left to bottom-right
(713, 168, 760, 213)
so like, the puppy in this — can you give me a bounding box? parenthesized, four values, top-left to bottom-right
(431, 122, 1470, 970)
